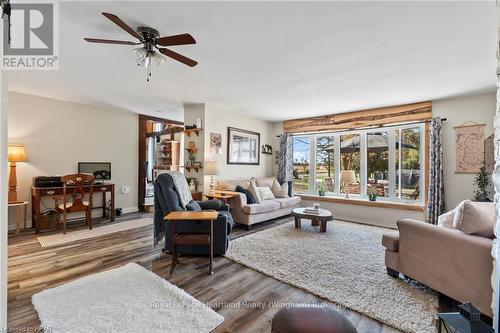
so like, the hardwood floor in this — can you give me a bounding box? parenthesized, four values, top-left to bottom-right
(8, 214, 410, 332)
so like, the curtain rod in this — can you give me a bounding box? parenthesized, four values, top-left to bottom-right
(276, 118, 447, 137)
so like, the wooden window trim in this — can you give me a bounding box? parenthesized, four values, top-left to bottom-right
(283, 101, 432, 134)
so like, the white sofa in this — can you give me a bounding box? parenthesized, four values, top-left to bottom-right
(215, 177, 301, 230)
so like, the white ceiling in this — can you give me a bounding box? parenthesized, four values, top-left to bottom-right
(8, 1, 498, 122)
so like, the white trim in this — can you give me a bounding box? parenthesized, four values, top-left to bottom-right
(0, 70, 7, 328)
(334, 215, 397, 230)
(122, 206, 140, 214)
(334, 135, 341, 195)
(359, 132, 367, 197)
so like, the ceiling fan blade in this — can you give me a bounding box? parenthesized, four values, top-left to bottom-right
(159, 48, 198, 67)
(102, 12, 141, 40)
(156, 33, 196, 46)
(84, 38, 138, 45)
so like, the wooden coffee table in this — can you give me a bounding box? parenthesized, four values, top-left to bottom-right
(291, 208, 333, 233)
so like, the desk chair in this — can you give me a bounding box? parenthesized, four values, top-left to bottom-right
(54, 173, 95, 234)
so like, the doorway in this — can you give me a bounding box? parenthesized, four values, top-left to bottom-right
(138, 115, 184, 210)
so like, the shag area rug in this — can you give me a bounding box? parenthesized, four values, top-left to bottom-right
(226, 221, 438, 333)
(32, 263, 224, 333)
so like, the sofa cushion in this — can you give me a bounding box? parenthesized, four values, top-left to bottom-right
(453, 200, 495, 238)
(216, 179, 251, 191)
(382, 232, 400, 252)
(242, 200, 281, 215)
(255, 177, 276, 189)
(248, 179, 262, 203)
(235, 185, 256, 204)
(258, 186, 275, 200)
(274, 196, 301, 209)
(272, 180, 289, 198)
(437, 209, 455, 229)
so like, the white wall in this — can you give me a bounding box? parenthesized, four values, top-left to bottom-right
(7, 92, 140, 228)
(433, 92, 496, 210)
(203, 104, 276, 193)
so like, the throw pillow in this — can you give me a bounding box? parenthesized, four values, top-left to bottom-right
(453, 199, 495, 238)
(272, 180, 289, 198)
(258, 186, 275, 200)
(235, 185, 256, 204)
(247, 179, 262, 203)
(186, 200, 202, 211)
(437, 209, 455, 229)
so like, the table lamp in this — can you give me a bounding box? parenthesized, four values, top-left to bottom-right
(204, 160, 219, 194)
(8, 144, 27, 204)
(340, 170, 356, 198)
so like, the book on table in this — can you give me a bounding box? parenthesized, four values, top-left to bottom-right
(303, 207, 320, 214)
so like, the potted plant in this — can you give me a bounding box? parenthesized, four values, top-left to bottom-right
(473, 166, 491, 202)
(188, 152, 197, 166)
(317, 182, 327, 197)
(367, 186, 378, 201)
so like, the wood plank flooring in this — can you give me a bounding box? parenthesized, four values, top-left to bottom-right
(8, 213, 419, 332)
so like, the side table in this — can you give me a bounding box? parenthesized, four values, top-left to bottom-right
(164, 211, 219, 275)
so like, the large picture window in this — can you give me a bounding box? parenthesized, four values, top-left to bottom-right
(291, 124, 425, 205)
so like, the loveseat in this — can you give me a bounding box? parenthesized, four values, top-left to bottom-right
(215, 177, 301, 229)
(382, 200, 494, 317)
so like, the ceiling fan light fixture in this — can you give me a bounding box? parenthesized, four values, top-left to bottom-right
(153, 52, 166, 66)
(133, 47, 147, 66)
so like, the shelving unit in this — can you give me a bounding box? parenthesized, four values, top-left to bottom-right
(183, 128, 202, 137)
(157, 139, 180, 172)
(181, 165, 203, 173)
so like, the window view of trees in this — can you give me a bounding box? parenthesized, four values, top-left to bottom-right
(340, 134, 360, 194)
(291, 124, 424, 204)
(396, 127, 421, 200)
(367, 132, 389, 197)
(315, 136, 335, 193)
(293, 136, 310, 192)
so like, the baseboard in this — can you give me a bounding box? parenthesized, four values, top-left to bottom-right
(122, 207, 139, 214)
(334, 215, 397, 230)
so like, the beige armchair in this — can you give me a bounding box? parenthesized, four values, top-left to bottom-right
(382, 219, 493, 317)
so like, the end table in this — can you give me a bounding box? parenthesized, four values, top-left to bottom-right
(164, 211, 219, 275)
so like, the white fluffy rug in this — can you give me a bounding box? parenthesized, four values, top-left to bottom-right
(32, 263, 224, 333)
(226, 221, 438, 333)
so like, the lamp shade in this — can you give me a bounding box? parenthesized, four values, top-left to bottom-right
(8, 144, 27, 162)
(204, 160, 219, 176)
(340, 170, 356, 184)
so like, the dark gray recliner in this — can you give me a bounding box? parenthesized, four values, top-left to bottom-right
(153, 173, 234, 256)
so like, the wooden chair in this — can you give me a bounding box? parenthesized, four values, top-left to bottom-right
(54, 173, 95, 234)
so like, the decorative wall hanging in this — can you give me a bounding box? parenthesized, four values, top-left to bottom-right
(210, 132, 222, 154)
(484, 134, 495, 174)
(454, 121, 485, 173)
(227, 127, 260, 165)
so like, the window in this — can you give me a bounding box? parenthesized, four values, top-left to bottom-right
(291, 124, 425, 205)
(340, 134, 360, 195)
(396, 127, 421, 200)
(293, 136, 311, 193)
(315, 136, 335, 194)
(367, 131, 389, 198)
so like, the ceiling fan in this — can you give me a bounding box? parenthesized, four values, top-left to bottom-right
(84, 12, 197, 82)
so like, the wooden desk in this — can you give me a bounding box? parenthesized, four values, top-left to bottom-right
(31, 183, 115, 234)
(164, 211, 218, 275)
